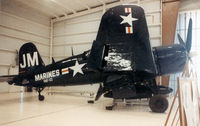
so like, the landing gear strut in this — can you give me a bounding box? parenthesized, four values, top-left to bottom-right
(37, 87, 45, 101)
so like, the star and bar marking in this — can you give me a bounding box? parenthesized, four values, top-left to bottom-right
(120, 8, 138, 34)
(69, 61, 86, 77)
(62, 61, 86, 77)
(61, 68, 69, 75)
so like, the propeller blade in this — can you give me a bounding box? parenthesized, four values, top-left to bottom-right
(186, 18, 192, 52)
(188, 56, 193, 64)
(177, 33, 185, 46)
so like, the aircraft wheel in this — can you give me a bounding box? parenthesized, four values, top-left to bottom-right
(149, 95, 168, 113)
(106, 106, 113, 110)
(88, 100, 94, 104)
(39, 95, 45, 101)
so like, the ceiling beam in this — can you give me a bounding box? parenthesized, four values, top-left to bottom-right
(75, 0, 90, 10)
(50, 0, 76, 14)
(120, 0, 125, 4)
(96, 0, 105, 5)
(53, 0, 133, 22)
(15, 0, 58, 18)
(31, 0, 66, 17)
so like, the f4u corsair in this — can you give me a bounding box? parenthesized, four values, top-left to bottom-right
(0, 5, 192, 113)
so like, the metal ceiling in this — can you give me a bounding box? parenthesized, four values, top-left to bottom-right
(12, 0, 134, 19)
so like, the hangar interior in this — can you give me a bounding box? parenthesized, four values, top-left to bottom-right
(0, 0, 164, 93)
(0, 0, 200, 126)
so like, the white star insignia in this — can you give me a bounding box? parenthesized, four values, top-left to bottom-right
(69, 61, 86, 77)
(120, 13, 138, 26)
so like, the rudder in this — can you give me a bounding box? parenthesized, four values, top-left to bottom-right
(19, 42, 45, 75)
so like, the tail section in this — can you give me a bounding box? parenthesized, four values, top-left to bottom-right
(19, 42, 44, 75)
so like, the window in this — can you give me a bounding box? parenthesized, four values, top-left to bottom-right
(170, 10, 200, 95)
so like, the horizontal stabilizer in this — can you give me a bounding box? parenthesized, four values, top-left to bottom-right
(0, 75, 17, 83)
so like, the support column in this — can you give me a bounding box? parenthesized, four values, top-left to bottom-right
(49, 19, 53, 64)
(162, 0, 180, 86)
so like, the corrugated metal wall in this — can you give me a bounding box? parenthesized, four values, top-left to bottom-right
(0, 1, 50, 92)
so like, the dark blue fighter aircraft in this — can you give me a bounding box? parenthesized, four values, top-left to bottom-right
(0, 5, 192, 113)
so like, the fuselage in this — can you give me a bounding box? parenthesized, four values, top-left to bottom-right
(15, 52, 105, 87)
(14, 43, 188, 88)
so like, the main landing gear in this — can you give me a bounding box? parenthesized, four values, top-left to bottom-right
(37, 87, 45, 101)
(149, 95, 168, 113)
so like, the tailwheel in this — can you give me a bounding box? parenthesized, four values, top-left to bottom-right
(88, 100, 94, 104)
(39, 95, 45, 101)
(149, 95, 168, 113)
(37, 87, 45, 101)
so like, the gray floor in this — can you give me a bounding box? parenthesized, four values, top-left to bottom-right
(0, 91, 169, 126)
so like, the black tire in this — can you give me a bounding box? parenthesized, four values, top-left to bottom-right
(106, 106, 113, 110)
(39, 95, 45, 101)
(88, 100, 94, 104)
(149, 95, 168, 113)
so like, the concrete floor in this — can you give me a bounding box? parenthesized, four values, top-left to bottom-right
(0, 91, 169, 126)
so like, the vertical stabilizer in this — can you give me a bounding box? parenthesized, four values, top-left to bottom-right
(18, 42, 45, 75)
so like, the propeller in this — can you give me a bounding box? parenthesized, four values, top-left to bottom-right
(186, 18, 192, 52)
(177, 18, 192, 62)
